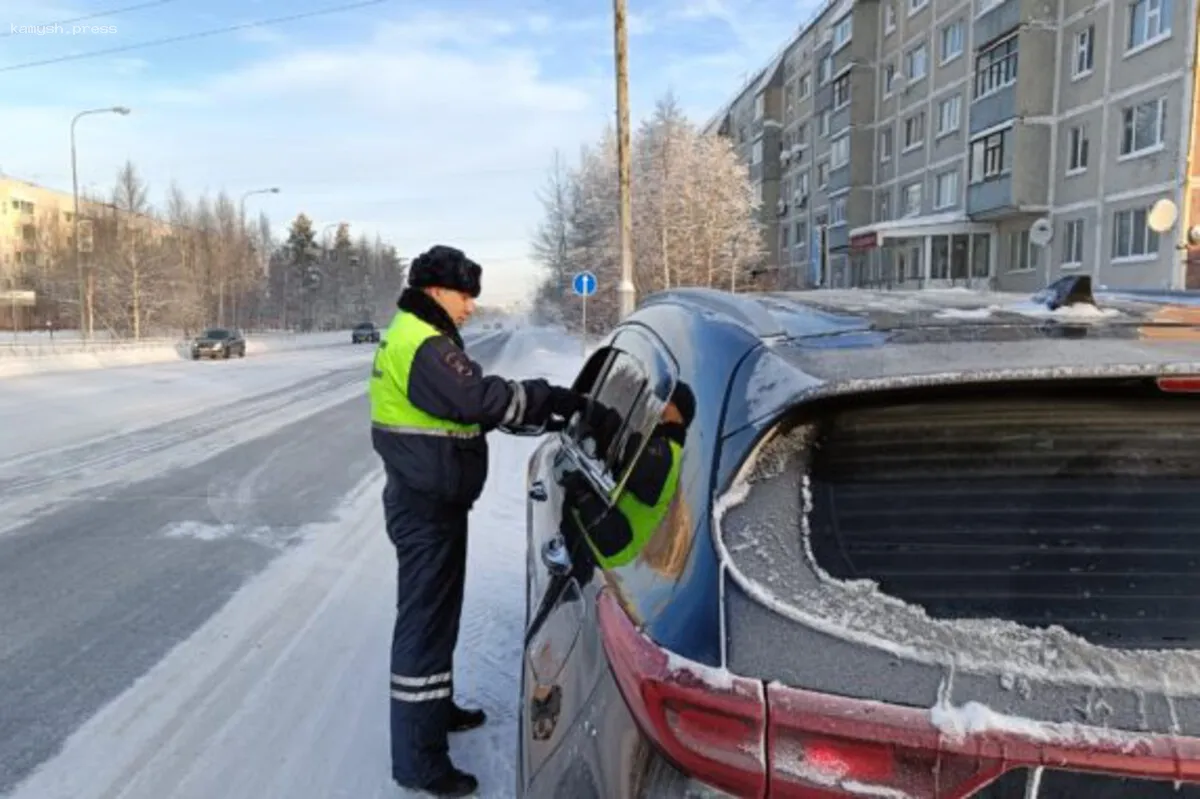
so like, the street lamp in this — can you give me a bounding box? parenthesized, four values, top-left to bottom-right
(234, 187, 280, 327)
(71, 105, 130, 340)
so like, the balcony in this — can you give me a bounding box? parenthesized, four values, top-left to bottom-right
(970, 83, 1016, 135)
(966, 174, 1014, 217)
(974, 0, 1019, 46)
(827, 164, 851, 194)
(827, 224, 849, 251)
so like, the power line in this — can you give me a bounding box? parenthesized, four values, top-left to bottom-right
(0, 0, 187, 38)
(0, 0, 392, 73)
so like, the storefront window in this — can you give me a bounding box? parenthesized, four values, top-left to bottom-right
(931, 236, 950, 279)
(971, 232, 991, 277)
(951, 234, 970, 279)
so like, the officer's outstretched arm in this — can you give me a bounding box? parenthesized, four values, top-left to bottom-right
(406, 335, 535, 428)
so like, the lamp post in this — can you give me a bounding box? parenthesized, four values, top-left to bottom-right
(71, 105, 130, 340)
(236, 187, 279, 327)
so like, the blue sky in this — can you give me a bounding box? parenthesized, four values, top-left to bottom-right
(1, 0, 819, 303)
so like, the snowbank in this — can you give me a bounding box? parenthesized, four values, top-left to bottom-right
(0, 331, 352, 379)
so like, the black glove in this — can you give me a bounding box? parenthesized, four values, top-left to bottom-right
(548, 386, 585, 420)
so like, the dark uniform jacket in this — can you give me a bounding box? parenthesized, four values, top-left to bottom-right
(371, 289, 533, 510)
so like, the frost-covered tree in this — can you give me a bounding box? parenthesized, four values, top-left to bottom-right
(530, 91, 764, 332)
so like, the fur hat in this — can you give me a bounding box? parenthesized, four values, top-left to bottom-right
(407, 245, 482, 298)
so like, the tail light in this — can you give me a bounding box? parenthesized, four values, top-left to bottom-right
(597, 589, 767, 797)
(1157, 375, 1200, 393)
(598, 589, 1004, 798)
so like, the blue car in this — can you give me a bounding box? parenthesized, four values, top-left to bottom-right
(518, 277, 1200, 798)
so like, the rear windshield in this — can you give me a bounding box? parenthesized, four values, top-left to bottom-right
(201, 329, 229, 339)
(802, 380, 1200, 649)
(355, 323, 374, 330)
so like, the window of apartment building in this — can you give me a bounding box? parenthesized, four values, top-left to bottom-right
(820, 109, 832, 136)
(1007, 230, 1038, 272)
(934, 169, 959, 209)
(752, 140, 764, 164)
(969, 128, 1008, 182)
(831, 196, 847, 225)
(903, 112, 925, 151)
(795, 221, 808, 248)
(884, 1, 896, 32)
(940, 20, 964, 62)
(883, 62, 897, 96)
(1112, 206, 1161, 258)
(797, 122, 809, 147)
(833, 72, 851, 109)
(755, 93, 765, 119)
(831, 135, 850, 168)
(781, 224, 790, 250)
(833, 14, 853, 50)
(817, 161, 830, 187)
(937, 94, 961, 136)
(784, 83, 794, 117)
(909, 0, 928, 15)
(903, 181, 923, 216)
(799, 72, 811, 98)
(975, 34, 1018, 97)
(880, 127, 894, 160)
(906, 42, 928, 80)
(819, 55, 833, 84)
(1067, 125, 1089, 173)
(795, 171, 810, 198)
(1073, 25, 1094, 77)
(877, 192, 891, 222)
(977, 0, 1004, 14)
(1128, 0, 1171, 51)
(1062, 219, 1085, 266)
(1120, 97, 1166, 156)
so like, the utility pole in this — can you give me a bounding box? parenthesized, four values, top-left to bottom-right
(614, 0, 635, 319)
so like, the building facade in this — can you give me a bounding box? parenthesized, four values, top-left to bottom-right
(708, 0, 1199, 290)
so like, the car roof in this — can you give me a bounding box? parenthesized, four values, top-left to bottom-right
(639, 276, 1200, 386)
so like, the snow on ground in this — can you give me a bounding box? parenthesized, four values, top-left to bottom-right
(3, 327, 584, 799)
(0, 344, 374, 461)
(0, 331, 353, 379)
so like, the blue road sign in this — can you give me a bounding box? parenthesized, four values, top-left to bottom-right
(572, 271, 597, 297)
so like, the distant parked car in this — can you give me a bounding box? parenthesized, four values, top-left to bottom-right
(352, 322, 380, 344)
(191, 327, 245, 359)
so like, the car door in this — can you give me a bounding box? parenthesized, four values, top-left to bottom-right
(521, 325, 678, 795)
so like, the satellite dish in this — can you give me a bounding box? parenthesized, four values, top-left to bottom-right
(1148, 198, 1178, 233)
(1029, 217, 1053, 247)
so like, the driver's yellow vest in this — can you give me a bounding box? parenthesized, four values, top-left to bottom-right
(585, 439, 683, 570)
(368, 312, 481, 438)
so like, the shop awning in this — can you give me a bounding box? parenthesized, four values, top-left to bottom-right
(849, 213, 996, 250)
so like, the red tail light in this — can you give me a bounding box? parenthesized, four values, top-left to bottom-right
(597, 590, 767, 797)
(1158, 375, 1200, 393)
(598, 590, 1003, 798)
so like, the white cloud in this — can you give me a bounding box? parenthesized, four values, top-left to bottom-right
(0, 10, 606, 303)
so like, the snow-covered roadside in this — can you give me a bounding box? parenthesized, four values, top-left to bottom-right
(0, 331, 352, 379)
(4, 330, 583, 799)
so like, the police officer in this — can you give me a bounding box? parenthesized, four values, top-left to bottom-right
(369, 245, 585, 797)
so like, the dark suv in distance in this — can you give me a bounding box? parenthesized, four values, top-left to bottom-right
(352, 321, 380, 343)
(190, 327, 245, 359)
(518, 277, 1200, 798)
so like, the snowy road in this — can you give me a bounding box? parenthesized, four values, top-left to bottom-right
(0, 328, 582, 799)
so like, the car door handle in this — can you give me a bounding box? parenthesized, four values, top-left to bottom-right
(528, 480, 548, 502)
(541, 536, 572, 577)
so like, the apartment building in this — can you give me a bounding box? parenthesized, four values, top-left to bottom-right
(707, 0, 1200, 290)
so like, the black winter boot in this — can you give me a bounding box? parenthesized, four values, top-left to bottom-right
(447, 704, 486, 733)
(396, 767, 478, 797)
